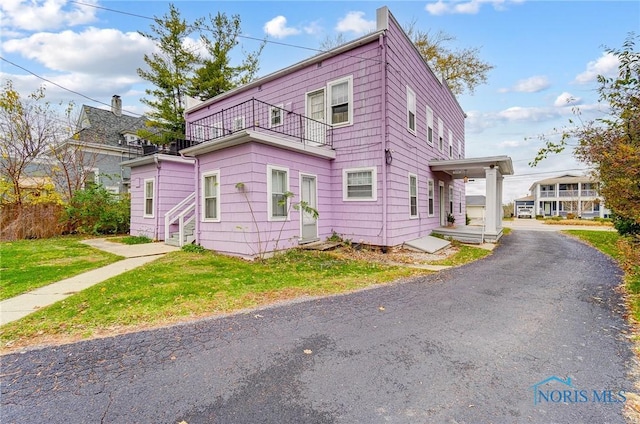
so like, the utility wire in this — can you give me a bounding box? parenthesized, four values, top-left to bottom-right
(0, 57, 145, 118)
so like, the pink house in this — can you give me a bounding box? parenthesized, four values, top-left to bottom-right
(123, 6, 513, 258)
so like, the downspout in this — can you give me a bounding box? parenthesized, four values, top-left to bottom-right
(379, 33, 389, 250)
(154, 154, 161, 240)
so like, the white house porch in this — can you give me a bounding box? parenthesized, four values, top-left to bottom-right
(429, 156, 514, 243)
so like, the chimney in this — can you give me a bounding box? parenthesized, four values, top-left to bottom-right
(111, 95, 122, 117)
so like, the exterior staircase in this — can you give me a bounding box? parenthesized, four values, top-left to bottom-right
(164, 192, 196, 247)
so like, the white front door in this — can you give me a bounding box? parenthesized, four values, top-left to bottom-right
(306, 90, 325, 145)
(300, 175, 318, 242)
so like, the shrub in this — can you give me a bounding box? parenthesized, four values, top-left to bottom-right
(613, 215, 640, 236)
(64, 186, 130, 235)
(566, 213, 577, 220)
(182, 243, 207, 254)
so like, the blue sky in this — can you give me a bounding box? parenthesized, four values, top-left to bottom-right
(1, 0, 639, 202)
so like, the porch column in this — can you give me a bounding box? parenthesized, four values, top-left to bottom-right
(496, 173, 504, 229)
(484, 166, 498, 238)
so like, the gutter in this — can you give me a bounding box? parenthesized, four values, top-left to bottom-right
(380, 32, 389, 249)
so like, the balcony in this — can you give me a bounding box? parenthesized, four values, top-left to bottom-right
(539, 191, 556, 198)
(188, 98, 333, 149)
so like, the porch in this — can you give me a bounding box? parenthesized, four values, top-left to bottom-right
(429, 156, 514, 243)
(431, 225, 502, 244)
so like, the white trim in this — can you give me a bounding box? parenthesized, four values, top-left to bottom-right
(457, 139, 462, 159)
(327, 75, 353, 127)
(439, 180, 446, 226)
(143, 178, 155, 218)
(201, 170, 220, 222)
(299, 172, 319, 241)
(426, 106, 434, 146)
(448, 129, 453, 158)
(449, 184, 454, 214)
(343, 167, 377, 201)
(232, 116, 245, 132)
(269, 104, 284, 128)
(406, 86, 416, 135)
(427, 178, 435, 217)
(409, 173, 418, 218)
(267, 165, 290, 221)
(438, 118, 444, 152)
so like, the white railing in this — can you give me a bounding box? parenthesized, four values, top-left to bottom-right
(164, 192, 196, 247)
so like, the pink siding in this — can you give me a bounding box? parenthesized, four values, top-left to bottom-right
(150, 7, 470, 256)
(195, 143, 333, 257)
(129, 159, 195, 240)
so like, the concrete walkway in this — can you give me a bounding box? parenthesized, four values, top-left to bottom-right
(0, 239, 178, 326)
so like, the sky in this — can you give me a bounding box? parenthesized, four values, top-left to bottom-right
(1, 0, 639, 203)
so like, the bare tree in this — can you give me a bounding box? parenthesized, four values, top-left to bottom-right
(0, 81, 64, 205)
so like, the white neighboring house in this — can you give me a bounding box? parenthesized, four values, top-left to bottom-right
(529, 174, 610, 218)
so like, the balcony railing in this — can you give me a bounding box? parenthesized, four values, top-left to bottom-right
(188, 98, 333, 148)
(539, 191, 556, 198)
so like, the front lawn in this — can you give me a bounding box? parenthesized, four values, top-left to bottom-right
(0, 237, 122, 300)
(0, 248, 430, 348)
(564, 230, 640, 321)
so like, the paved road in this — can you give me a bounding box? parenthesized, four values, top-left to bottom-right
(1, 231, 633, 423)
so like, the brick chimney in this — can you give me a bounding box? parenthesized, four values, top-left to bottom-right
(111, 95, 122, 117)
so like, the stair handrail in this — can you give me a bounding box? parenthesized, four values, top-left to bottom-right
(165, 192, 196, 243)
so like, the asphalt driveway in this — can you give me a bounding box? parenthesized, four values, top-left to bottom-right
(1, 230, 633, 423)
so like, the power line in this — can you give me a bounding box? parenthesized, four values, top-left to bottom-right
(0, 56, 145, 118)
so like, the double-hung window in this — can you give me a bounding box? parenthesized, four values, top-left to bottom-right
(427, 179, 435, 217)
(449, 185, 454, 214)
(438, 118, 444, 152)
(269, 105, 283, 128)
(409, 174, 418, 218)
(448, 129, 453, 158)
(426, 107, 434, 146)
(328, 76, 352, 126)
(407, 86, 416, 134)
(202, 171, 220, 221)
(144, 178, 154, 218)
(268, 166, 289, 220)
(343, 167, 377, 201)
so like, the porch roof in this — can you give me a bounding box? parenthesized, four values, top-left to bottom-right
(428, 156, 514, 179)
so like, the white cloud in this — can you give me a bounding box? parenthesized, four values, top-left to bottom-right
(303, 20, 323, 36)
(425, 0, 521, 16)
(263, 16, 300, 39)
(512, 76, 550, 93)
(574, 52, 619, 84)
(554, 92, 582, 107)
(497, 106, 558, 122)
(0, 0, 98, 32)
(335, 11, 376, 35)
(3, 28, 154, 76)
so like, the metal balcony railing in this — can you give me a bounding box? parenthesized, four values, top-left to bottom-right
(187, 98, 333, 148)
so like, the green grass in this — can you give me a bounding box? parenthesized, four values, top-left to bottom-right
(0, 237, 122, 300)
(564, 230, 622, 261)
(564, 230, 640, 321)
(430, 245, 492, 267)
(111, 235, 153, 245)
(0, 249, 428, 347)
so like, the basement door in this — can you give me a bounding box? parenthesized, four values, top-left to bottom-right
(300, 174, 318, 243)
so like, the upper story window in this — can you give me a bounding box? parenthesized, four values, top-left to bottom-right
(407, 86, 416, 134)
(328, 76, 352, 126)
(343, 167, 377, 201)
(270, 105, 283, 128)
(438, 118, 444, 151)
(232, 116, 245, 132)
(426, 107, 434, 146)
(448, 129, 453, 158)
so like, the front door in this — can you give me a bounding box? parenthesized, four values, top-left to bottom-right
(306, 90, 325, 145)
(439, 182, 446, 226)
(300, 175, 318, 242)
